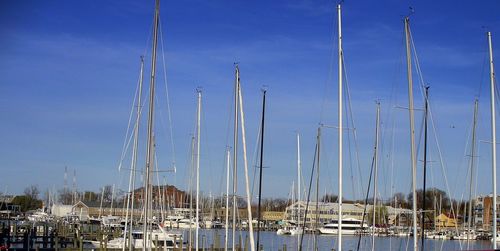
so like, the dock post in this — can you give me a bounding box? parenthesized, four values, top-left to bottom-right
(214, 234, 220, 249)
(42, 223, 47, 248)
(73, 231, 77, 248)
(79, 236, 83, 251)
(104, 235, 108, 251)
(244, 236, 248, 251)
(55, 235, 59, 251)
(283, 243, 287, 251)
(179, 235, 183, 251)
(23, 230, 28, 250)
(155, 234, 158, 251)
(202, 234, 206, 251)
(238, 235, 242, 251)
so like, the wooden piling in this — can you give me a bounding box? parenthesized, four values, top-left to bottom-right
(214, 234, 220, 249)
(244, 236, 248, 251)
(202, 235, 206, 251)
(238, 235, 242, 251)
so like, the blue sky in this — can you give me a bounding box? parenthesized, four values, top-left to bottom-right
(1, 0, 499, 202)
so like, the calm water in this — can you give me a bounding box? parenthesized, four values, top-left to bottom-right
(190, 229, 494, 250)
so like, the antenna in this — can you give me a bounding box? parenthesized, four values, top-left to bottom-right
(408, 6, 415, 17)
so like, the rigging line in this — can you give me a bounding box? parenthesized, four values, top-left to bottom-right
(408, 20, 428, 100)
(225, 72, 237, 152)
(319, 9, 338, 124)
(477, 35, 489, 99)
(356, 140, 376, 251)
(344, 92, 357, 200)
(341, 56, 359, 199)
(154, 149, 165, 220)
(118, 72, 141, 171)
(385, 28, 406, 203)
(408, 24, 461, 236)
(298, 139, 318, 251)
(341, 53, 365, 200)
(218, 148, 229, 202)
(378, 115, 387, 201)
(388, 117, 397, 251)
(474, 143, 481, 207)
(450, 104, 475, 200)
(217, 76, 237, 198)
(428, 101, 461, 236)
(251, 117, 263, 198)
(158, 18, 177, 171)
(199, 95, 216, 198)
(340, 71, 355, 199)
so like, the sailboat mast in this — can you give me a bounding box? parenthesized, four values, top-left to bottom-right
(337, 4, 344, 251)
(188, 136, 195, 249)
(404, 17, 418, 251)
(297, 134, 301, 205)
(371, 102, 380, 251)
(124, 56, 144, 251)
(143, 0, 160, 249)
(256, 89, 266, 249)
(224, 147, 230, 251)
(313, 126, 321, 251)
(466, 100, 478, 242)
(297, 132, 302, 248)
(195, 90, 202, 251)
(237, 67, 256, 251)
(421, 86, 429, 250)
(488, 31, 497, 247)
(232, 64, 240, 251)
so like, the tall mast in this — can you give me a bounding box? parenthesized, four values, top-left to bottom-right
(421, 86, 429, 250)
(143, 0, 160, 249)
(237, 66, 256, 251)
(232, 64, 240, 251)
(297, 132, 302, 248)
(124, 56, 144, 251)
(488, 31, 497, 247)
(99, 186, 104, 218)
(337, 4, 344, 251)
(188, 136, 195, 250)
(467, 99, 478, 243)
(371, 102, 380, 251)
(195, 89, 202, 251)
(224, 147, 230, 251)
(313, 127, 321, 251)
(256, 89, 266, 249)
(404, 17, 418, 251)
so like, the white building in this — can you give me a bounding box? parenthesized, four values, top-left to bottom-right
(284, 201, 411, 227)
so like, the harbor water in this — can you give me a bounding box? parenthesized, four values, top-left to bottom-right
(191, 229, 495, 250)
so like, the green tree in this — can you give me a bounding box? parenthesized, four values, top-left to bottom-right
(12, 195, 42, 212)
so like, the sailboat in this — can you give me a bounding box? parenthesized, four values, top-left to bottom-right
(88, 0, 183, 249)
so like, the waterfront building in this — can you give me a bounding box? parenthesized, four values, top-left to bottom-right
(435, 213, 457, 229)
(474, 194, 500, 230)
(283, 201, 411, 227)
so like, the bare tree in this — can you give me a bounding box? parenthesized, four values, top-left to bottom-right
(24, 185, 39, 200)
